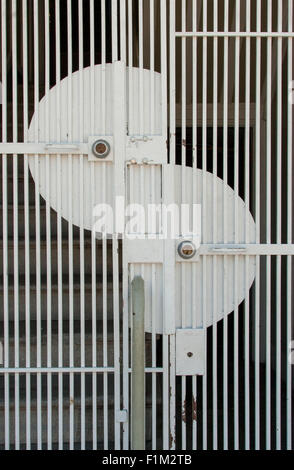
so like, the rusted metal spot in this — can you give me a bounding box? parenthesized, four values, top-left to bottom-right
(192, 395, 197, 422)
(182, 399, 187, 423)
(70, 397, 74, 406)
(169, 431, 174, 448)
(182, 139, 187, 147)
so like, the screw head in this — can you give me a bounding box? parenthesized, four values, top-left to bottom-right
(92, 139, 111, 159)
(177, 240, 197, 259)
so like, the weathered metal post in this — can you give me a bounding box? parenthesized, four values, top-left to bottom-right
(131, 276, 145, 450)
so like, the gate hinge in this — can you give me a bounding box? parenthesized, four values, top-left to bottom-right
(116, 409, 128, 423)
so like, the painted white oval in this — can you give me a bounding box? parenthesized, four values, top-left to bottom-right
(28, 64, 256, 332)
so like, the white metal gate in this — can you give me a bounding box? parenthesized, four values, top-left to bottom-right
(0, 0, 294, 451)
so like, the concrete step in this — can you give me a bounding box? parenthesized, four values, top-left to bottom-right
(0, 237, 113, 277)
(0, 274, 120, 321)
(0, 204, 76, 239)
(0, 391, 161, 448)
(0, 330, 159, 447)
(0, 396, 116, 449)
(0, 171, 43, 205)
(2, 332, 117, 369)
(0, 330, 154, 372)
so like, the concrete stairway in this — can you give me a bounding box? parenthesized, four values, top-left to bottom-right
(0, 86, 159, 448)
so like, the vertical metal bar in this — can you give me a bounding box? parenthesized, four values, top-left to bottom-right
(1, 0, 9, 451)
(101, 0, 106, 132)
(54, 0, 63, 450)
(127, 0, 134, 135)
(44, 0, 52, 449)
(234, 0, 240, 450)
(67, 0, 74, 451)
(112, 0, 118, 62)
(101, 0, 108, 451)
(112, 60, 126, 450)
(169, 0, 176, 450)
(181, 0, 187, 452)
(120, 0, 126, 62)
(160, 0, 167, 141)
(23, 0, 31, 451)
(151, 261, 157, 450)
(33, 0, 42, 450)
(167, 0, 176, 440)
(150, 0, 155, 135)
(244, 0, 251, 450)
(287, 0, 293, 451)
(131, 276, 145, 450)
(255, 0, 261, 451)
(202, 0, 208, 450)
(138, 0, 144, 136)
(223, 0, 229, 451)
(162, 334, 169, 450)
(151, 264, 157, 450)
(212, 0, 218, 450)
(160, 0, 170, 451)
(275, 1, 283, 450)
(122, 252, 129, 451)
(266, 0, 272, 450)
(11, 0, 20, 450)
(78, 0, 85, 450)
(89, 0, 97, 451)
(112, 235, 120, 451)
(192, 0, 199, 452)
(138, 165, 145, 445)
(102, 217, 108, 448)
(169, 0, 176, 168)
(150, 0, 157, 451)
(120, 25, 127, 420)
(112, 8, 124, 451)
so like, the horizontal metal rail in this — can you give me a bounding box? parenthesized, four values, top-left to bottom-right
(202, 244, 294, 255)
(176, 31, 294, 38)
(0, 143, 89, 155)
(0, 367, 164, 374)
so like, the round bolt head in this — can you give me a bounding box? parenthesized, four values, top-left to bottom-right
(187, 352, 193, 358)
(177, 240, 197, 260)
(92, 139, 111, 159)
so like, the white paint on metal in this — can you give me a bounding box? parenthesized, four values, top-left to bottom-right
(126, 135, 166, 165)
(1, 0, 293, 452)
(176, 329, 205, 376)
(128, 165, 256, 335)
(27, 65, 162, 231)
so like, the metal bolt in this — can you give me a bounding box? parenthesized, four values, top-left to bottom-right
(92, 139, 111, 159)
(177, 240, 197, 260)
(187, 352, 193, 358)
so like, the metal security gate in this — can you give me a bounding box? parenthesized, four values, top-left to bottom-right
(0, 0, 294, 451)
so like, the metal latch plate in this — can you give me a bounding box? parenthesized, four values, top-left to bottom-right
(126, 135, 166, 164)
(176, 329, 205, 376)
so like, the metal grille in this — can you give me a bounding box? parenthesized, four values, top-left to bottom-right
(0, 0, 293, 451)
